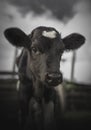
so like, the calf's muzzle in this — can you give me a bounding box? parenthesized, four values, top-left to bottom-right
(45, 72, 63, 86)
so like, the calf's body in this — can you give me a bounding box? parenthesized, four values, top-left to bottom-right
(4, 26, 85, 130)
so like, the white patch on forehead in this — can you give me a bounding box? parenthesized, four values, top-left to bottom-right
(42, 30, 57, 39)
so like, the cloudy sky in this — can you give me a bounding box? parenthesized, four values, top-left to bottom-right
(0, 0, 91, 84)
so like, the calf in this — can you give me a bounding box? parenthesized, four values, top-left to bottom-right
(4, 26, 85, 130)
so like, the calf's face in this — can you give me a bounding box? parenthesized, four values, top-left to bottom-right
(4, 26, 85, 87)
(27, 27, 64, 86)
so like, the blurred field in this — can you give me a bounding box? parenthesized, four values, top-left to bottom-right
(0, 79, 91, 130)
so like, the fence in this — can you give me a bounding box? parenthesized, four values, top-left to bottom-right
(64, 81, 91, 111)
(0, 77, 91, 111)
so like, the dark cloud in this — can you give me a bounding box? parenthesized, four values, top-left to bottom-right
(5, 0, 81, 20)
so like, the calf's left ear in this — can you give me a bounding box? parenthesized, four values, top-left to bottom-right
(62, 33, 85, 50)
(4, 27, 31, 48)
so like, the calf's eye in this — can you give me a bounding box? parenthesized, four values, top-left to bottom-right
(31, 47, 40, 55)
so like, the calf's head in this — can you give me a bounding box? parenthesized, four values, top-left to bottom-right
(4, 26, 85, 87)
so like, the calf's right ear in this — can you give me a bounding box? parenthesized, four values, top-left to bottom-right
(4, 28, 31, 48)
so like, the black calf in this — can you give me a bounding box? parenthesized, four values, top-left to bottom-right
(4, 26, 85, 130)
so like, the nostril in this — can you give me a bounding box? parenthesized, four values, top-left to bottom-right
(57, 74, 62, 78)
(46, 73, 53, 80)
(58, 74, 63, 83)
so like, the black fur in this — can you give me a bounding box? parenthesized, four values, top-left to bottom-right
(4, 26, 85, 130)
